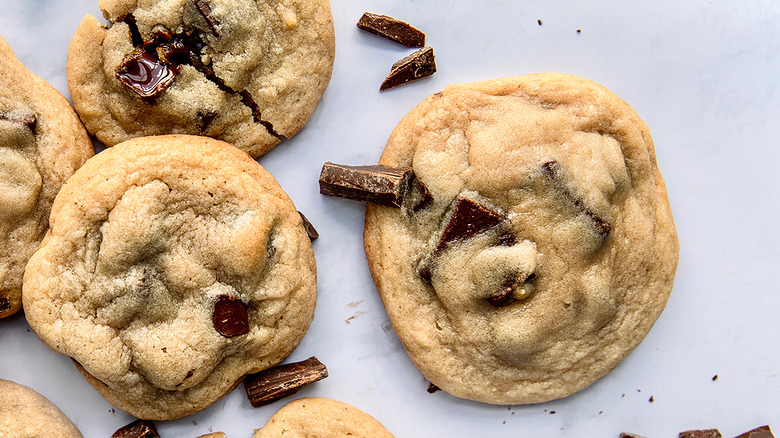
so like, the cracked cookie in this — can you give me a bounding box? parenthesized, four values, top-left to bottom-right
(0, 379, 83, 437)
(363, 73, 679, 404)
(23, 135, 317, 419)
(253, 398, 394, 438)
(67, 0, 335, 158)
(0, 36, 93, 320)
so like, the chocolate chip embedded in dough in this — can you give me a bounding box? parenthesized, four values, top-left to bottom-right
(0, 113, 36, 131)
(193, 0, 221, 36)
(298, 211, 319, 241)
(244, 356, 328, 407)
(486, 278, 516, 308)
(380, 46, 436, 91)
(357, 12, 425, 47)
(116, 51, 181, 100)
(541, 160, 611, 237)
(212, 294, 249, 338)
(111, 419, 159, 438)
(437, 198, 505, 250)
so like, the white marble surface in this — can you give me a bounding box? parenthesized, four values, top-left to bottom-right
(1, 1, 779, 436)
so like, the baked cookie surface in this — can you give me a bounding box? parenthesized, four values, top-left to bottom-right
(363, 73, 679, 404)
(253, 398, 394, 438)
(0, 379, 82, 438)
(0, 36, 93, 320)
(23, 135, 317, 419)
(67, 0, 335, 158)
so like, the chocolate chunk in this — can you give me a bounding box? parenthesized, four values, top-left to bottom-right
(437, 198, 505, 250)
(0, 113, 37, 131)
(193, 0, 221, 35)
(487, 278, 516, 307)
(619, 434, 647, 438)
(298, 211, 319, 241)
(212, 295, 249, 338)
(198, 111, 217, 132)
(116, 51, 181, 100)
(244, 356, 328, 407)
(542, 160, 611, 237)
(380, 46, 436, 91)
(426, 382, 440, 393)
(679, 430, 722, 438)
(735, 426, 775, 438)
(111, 419, 159, 438)
(495, 232, 516, 246)
(319, 162, 414, 208)
(357, 12, 425, 47)
(0, 297, 11, 313)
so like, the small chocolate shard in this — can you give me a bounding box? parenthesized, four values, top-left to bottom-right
(437, 198, 505, 250)
(619, 434, 647, 438)
(116, 51, 181, 100)
(426, 382, 440, 393)
(0, 113, 37, 132)
(319, 162, 414, 208)
(735, 426, 775, 438)
(298, 211, 319, 241)
(0, 297, 11, 313)
(542, 160, 611, 237)
(212, 295, 249, 338)
(679, 430, 722, 438)
(495, 232, 516, 247)
(406, 177, 434, 213)
(244, 356, 328, 407)
(111, 419, 159, 438)
(357, 12, 425, 47)
(380, 46, 436, 91)
(193, 0, 221, 35)
(487, 278, 516, 308)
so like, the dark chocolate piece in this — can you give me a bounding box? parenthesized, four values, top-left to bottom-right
(735, 426, 775, 438)
(319, 162, 414, 208)
(486, 278, 516, 308)
(0, 113, 37, 131)
(0, 297, 11, 313)
(619, 434, 646, 438)
(212, 295, 249, 338)
(426, 383, 440, 393)
(193, 0, 221, 35)
(111, 419, 159, 438)
(298, 211, 319, 241)
(357, 12, 425, 47)
(244, 356, 328, 407)
(679, 430, 722, 438)
(406, 177, 434, 213)
(380, 46, 436, 91)
(437, 198, 504, 250)
(495, 232, 516, 246)
(542, 160, 611, 237)
(116, 51, 181, 100)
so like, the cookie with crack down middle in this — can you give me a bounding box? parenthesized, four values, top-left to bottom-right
(0, 36, 93, 320)
(23, 135, 317, 419)
(67, 0, 335, 158)
(363, 73, 679, 404)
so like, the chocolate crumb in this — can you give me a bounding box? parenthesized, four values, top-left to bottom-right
(712, 374, 718, 381)
(357, 12, 425, 47)
(426, 383, 440, 393)
(648, 395, 654, 402)
(244, 357, 328, 407)
(111, 419, 159, 438)
(620, 434, 646, 438)
(380, 46, 436, 91)
(550, 410, 556, 414)
(577, 28, 582, 33)
(537, 19, 542, 25)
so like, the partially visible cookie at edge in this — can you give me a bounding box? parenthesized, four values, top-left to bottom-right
(253, 398, 394, 438)
(67, 0, 335, 158)
(0, 379, 83, 437)
(0, 35, 93, 320)
(363, 73, 679, 404)
(23, 135, 317, 420)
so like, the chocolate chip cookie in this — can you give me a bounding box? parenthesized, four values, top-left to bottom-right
(23, 135, 317, 419)
(0, 379, 82, 437)
(0, 36, 93, 320)
(363, 73, 679, 404)
(67, 0, 335, 158)
(253, 398, 394, 438)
